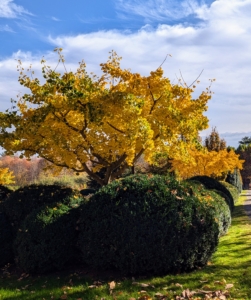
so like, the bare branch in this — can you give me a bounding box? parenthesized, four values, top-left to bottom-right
(188, 69, 204, 88)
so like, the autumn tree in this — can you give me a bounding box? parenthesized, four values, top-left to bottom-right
(0, 49, 212, 186)
(171, 146, 243, 180)
(0, 166, 15, 185)
(204, 127, 226, 151)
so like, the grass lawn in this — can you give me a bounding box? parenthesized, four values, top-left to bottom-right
(1, 192, 251, 300)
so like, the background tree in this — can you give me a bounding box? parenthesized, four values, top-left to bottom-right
(171, 146, 243, 180)
(236, 143, 251, 189)
(0, 49, 212, 186)
(239, 136, 251, 146)
(0, 167, 15, 185)
(204, 127, 226, 151)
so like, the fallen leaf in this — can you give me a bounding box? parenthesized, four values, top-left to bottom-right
(88, 285, 96, 289)
(109, 280, 116, 290)
(60, 295, 67, 300)
(225, 283, 234, 289)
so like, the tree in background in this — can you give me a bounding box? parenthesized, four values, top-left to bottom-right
(0, 166, 15, 185)
(237, 142, 251, 189)
(204, 127, 226, 151)
(0, 49, 212, 186)
(171, 146, 243, 180)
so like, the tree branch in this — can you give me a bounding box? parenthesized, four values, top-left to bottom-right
(107, 121, 126, 134)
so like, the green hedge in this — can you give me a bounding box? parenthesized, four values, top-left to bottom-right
(190, 176, 234, 212)
(0, 209, 14, 266)
(226, 168, 242, 194)
(78, 174, 219, 275)
(3, 184, 79, 232)
(187, 180, 231, 236)
(220, 181, 239, 204)
(0, 185, 12, 201)
(14, 195, 85, 274)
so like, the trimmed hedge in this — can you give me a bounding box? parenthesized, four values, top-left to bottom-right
(0, 185, 12, 201)
(226, 168, 242, 194)
(187, 180, 231, 236)
(14, 195, 86, 274)
(0, 209, 14, 266)
(0, 186, 14, 266)
(78, 174, 219, 275)
(3, 184, 78, 232)
(190, 176, 234, 212)
(220, 181, 239, 204)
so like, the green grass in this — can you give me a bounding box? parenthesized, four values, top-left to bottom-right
(1, 192, 251, 299)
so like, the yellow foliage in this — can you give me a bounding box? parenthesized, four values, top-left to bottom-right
(0, 49, 212, 185)
(0, 167, 15, 185)
(171, 147, 244, 180)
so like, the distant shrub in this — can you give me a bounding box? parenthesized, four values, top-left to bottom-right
(226, 168, 242, 194)
(3, 184, 79, 232)
(78, 174, 219, 275)
(190, 176, 234, 212)
(14, 195, 85, 274)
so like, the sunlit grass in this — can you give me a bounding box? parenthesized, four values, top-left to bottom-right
(1, 192, 251, 299)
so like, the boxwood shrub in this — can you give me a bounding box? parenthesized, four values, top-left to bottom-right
(78, 174, 219, 275)
(3, 184, 78, 232)
(190, 176, 234, 212)
(14, 195, 86, 274)
(220, 181, 239, 204)
(0, 209, 14, 266)
(226, 168, 242, 194)
(0, 186, 14, 266)
(187, 180, 231, 236)
(0, 185, 12, 201)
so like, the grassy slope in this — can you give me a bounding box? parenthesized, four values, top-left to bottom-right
(1, 192, 251, 300)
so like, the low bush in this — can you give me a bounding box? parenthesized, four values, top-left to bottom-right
(0, 186, 14, 266)
(3, 184, 79, 232)
(0, 185, 12, 201)
(187, 180, 231, 236)
(190, 176, 234, 212)
(78, 174, 219, 275)
(14, 195, 86, 274)
(0, 209, 14, 266)
(220, 181, 239, 204)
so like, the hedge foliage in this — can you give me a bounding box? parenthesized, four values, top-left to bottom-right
(190, 176, 234, 212)
(220, 181, 239, 204)
(0, 209, 14, 266)
(3, 184, 78, 232)
(14, 195, 85, 274)
(226, 168, 242, 194)
(0, 186, 14, 266)
(0, 185, 12, 201)
(187, 180, 231, 236)
(78, 174, 219, 275)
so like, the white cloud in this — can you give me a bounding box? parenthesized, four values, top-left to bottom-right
(0, 0, 32, 18)
(0, 24, 14, 31)
(1, 0, 251, 147)
(116, 0, 210, 21)
(51, 16, 60, 22)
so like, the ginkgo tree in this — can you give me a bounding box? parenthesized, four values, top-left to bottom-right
(0, 49, 213, 186)
(171, 146, 244, 180)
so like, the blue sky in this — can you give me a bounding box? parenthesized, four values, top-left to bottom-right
(1, 0, 251, 147)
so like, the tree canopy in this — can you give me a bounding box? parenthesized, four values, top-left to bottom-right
(0, 49, 212, 185)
